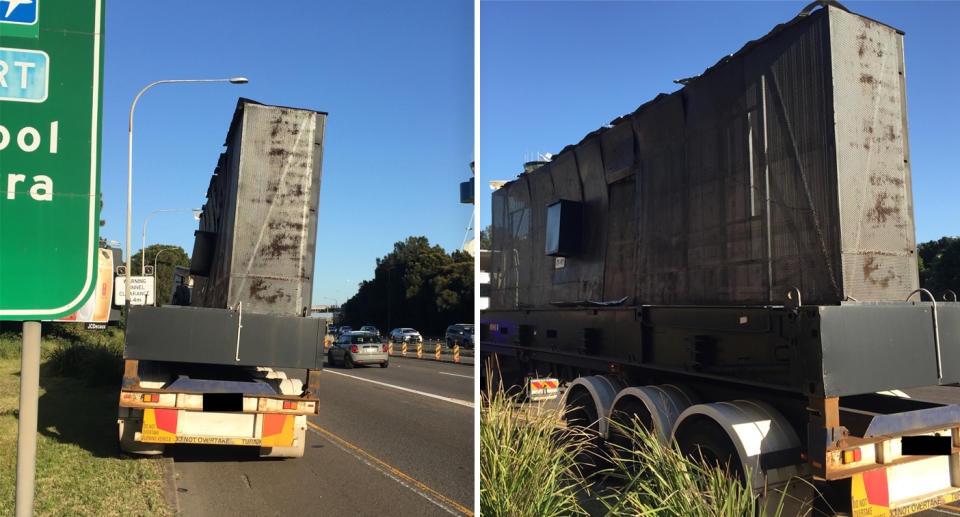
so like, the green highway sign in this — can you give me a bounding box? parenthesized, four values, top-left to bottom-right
(0, 0, 105, 320)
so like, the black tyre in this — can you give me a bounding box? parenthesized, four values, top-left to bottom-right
(565, 386, 604, 469)
(380, 361, 389, 368)
(327, 351, 335, 366)
(343, 355, 354, 369)
(674, 417, 744, 482)
(607, 397, 654, 456)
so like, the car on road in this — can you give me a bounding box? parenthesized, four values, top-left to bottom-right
(359, 325, 380, 337)
(328, 331, 389, 368)
(338, 325, 353, 335)
(444, 324, 474, 348)
(389, 328, 423, 344)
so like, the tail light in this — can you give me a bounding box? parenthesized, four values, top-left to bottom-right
(351, 345, 358, 353)
(382, 344, 387, 352)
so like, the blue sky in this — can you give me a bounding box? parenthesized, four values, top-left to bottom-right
(102, 0, 473, 305)
(479, 0, 960, 244)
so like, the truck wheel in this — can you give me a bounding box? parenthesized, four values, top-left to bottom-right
(343, 356, 354, 369)
(380, 360, 389, 368)
(608, 396, 654, 455)
(674, 417, 744, 482)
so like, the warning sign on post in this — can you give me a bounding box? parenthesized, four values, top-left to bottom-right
(114, 276, 155, 306)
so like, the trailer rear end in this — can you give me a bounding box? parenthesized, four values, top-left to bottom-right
(118, 99, 327, 458)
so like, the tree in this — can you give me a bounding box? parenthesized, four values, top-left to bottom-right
(918, 236, 960, 299)
(339, 236, 474, 336)
(480, 224, 492, 249)
(130, 244, 191, 306)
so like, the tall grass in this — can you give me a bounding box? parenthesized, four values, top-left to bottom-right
(481, 364, 817, 516)
(481, 369, 594, 516)
(602, 419, 774, 516)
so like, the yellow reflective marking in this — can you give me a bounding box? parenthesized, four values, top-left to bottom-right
(306, 421, 473, 516)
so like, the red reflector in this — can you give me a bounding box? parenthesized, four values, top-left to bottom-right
(351, 345, 358, 353)
(282, 401, 291, 409)
(843, 448, 863, 464)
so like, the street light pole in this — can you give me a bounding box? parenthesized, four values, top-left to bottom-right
(141, 208, 200, 275)
(152, 247, 178, 306)
(126, 77, 247, 309)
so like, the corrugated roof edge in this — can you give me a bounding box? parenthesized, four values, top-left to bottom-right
(223, 97, 329, 147)
(511, 3, 903, 183)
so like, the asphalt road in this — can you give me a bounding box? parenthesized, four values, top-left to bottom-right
(899, 386, 960, 517)
(169, 358, 475, 516)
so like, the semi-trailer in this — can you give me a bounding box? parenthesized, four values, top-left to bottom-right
(118, 99, 327, 458)
(481, 3, 960, 515)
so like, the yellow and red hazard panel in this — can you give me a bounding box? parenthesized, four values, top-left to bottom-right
(261, 414, 295, 447)
(140, 408, 177, 443)
(529, 378, 560, 400)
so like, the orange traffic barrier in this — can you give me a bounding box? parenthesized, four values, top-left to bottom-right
(454, 345, 460, 363)
(435, 343, 441, 360)
(417, 343, 423, 359)
(388, 341, 394, 356)
(402, 342, 407, 357)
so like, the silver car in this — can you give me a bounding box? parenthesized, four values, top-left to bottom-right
(389, 327, 422, 344)
(329, 331, 389, 368)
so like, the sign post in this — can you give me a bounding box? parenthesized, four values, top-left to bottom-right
(0, 2, 105, 515)
(15, 321, 40, 517)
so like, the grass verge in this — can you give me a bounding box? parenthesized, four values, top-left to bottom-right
(0, 326, 171, 517)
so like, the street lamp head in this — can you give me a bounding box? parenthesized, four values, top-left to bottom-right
(229, 77, 249, 84)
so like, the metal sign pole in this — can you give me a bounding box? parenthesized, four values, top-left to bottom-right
(15, 321, 41, 517)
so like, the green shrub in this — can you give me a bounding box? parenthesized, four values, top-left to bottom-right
(480, 372, 594, 517)
(0, 332, 20, 360)
(45, 339, 123, 386)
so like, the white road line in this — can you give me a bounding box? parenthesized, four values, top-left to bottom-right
(324, 369, 474, 408)
(438, 371, 473, 379)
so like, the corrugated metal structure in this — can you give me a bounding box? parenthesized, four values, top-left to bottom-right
(489, 5, 917, 309)
(191, 98, 327, 316)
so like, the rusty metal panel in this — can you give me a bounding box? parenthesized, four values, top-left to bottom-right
(828, 8, 918, 301)
(633, 93, 689, 304)
(125, 305, 324, 369)
(600, 121, 635, 184)
(191, 99, 326, 316)
(526, 169, 555, 306)
(547, 151, 584, 303)
(486, 6, 919, 311)
(573, 135, 607, 301)
(489, 189, 509, 309)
